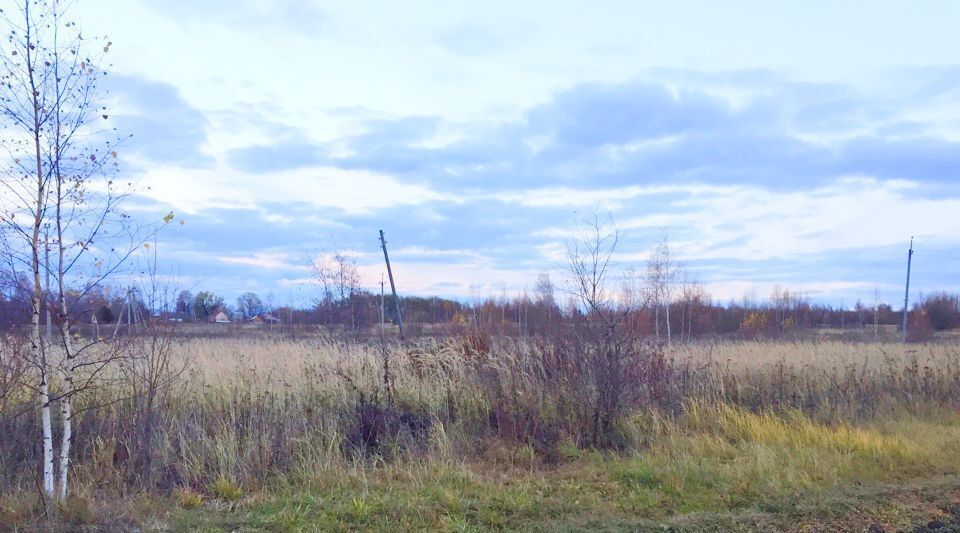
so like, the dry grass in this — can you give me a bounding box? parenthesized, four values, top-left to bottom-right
(177, 338, 960, 385)
(671, 340, 960, 371)
(174, 338, 960, 419)
(2, 336, 960, 530)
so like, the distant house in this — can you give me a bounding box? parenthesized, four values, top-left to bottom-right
(247, 313, 281, 325)
(211, 310, 230, 324)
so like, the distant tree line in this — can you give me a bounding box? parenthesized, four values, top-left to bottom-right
(1, 264, 957, 340)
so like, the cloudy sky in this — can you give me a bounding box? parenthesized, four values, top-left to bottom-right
(75, 0, 960, 306)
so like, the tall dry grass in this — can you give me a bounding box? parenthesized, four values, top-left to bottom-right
(0, 336, 958, 502)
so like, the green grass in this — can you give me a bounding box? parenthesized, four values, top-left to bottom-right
(153, 404, 960, 532)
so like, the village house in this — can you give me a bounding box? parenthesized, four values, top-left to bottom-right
(210, 310, 230, 324)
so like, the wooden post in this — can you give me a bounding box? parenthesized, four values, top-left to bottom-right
(901, 237, 914, 343)
(379, 230, 405, 340)
(873, 287, 880, 340)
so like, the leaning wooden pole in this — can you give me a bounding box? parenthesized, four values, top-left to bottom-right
(379, 230, 405, 340)
(901, 237, 914, 344)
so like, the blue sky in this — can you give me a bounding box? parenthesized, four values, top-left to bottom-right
(76, 0, 960, 306)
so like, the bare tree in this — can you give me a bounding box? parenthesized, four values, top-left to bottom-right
(119, 241, 187, 487)
(175, 289, 195, 319)
(674, 272, 702, 342)
(563, 212, 654, 446)
(311, 243, 361, 330)
(0, 1, 164, 502)
(236, 291, 264, 319)
(534, 272, 555, 313)
(565, 213, 621, 319)
(646, 233, 676, 344)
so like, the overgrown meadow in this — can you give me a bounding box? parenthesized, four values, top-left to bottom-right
(3, 335, 960, 531)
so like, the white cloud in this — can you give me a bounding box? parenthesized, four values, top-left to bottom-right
(702, 280, 883, 303)
(138, 164, 454, 215)
(217, 252, 304, 270)
(609, 176, 960, 261)
(522, 176, 960, 264)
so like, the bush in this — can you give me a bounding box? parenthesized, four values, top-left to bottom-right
(923, 292, 960, 331)
(476, 335, 667, 451)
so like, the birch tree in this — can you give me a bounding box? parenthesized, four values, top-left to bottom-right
(0, 0, 158, 502)
(646, 234, 676, 344)
(311, 244, 361, 329)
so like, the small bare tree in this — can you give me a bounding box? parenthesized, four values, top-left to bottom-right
(0, 1, 166, 502)
(311, 243, 361, 330)
(118, 240, 187, 487)
(563, 212, 654, 446)
(646, 233, 676, 345)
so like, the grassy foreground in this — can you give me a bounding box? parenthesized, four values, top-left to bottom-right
(12, 402, 959, 532)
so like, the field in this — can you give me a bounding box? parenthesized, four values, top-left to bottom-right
(3, 337, 960, 531)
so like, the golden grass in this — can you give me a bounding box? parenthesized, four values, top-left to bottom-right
(670, 340, 960, 372)
(176, 338, 960, 385)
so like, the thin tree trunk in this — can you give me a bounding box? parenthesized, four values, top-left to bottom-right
(39, 375, 54, 496)
(54, 113, 75, 502)
(654, 304, 660, 341)
(24, 1, 55, 496)
(56, 315, 75, 501)
(57, 363, 71, 501)
(665, 302, 671, 345)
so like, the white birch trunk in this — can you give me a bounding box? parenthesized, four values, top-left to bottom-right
(654, 304, 660, 342)
(32, 225, 54, 497)
(40, 376, 55, 496)
(57, 330, 74, 501)
(23, 0, 56, 499)
(57, 390, 71, 500)
(55, 174, 75, 500)
(665, 302, 671, 345)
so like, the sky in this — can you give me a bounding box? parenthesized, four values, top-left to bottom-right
(70, 0, 960, 307)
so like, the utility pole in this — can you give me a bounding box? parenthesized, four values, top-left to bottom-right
(839, 299, 844, 331)
(901, 237, 914, 343)
(380, 273, 385, 337)
(379, 230, 405, 340)
(873, 286, 880, 340)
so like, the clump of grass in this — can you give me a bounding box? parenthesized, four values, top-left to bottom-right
(208, 476, 243, 502)
(58, 494, 94, 526)
(172, 487, 203, 509)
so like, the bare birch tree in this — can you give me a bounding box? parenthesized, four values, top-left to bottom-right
(0, 0, 163, 502)
(311, 244, 361, 329)
(646, 234, 676, 344)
